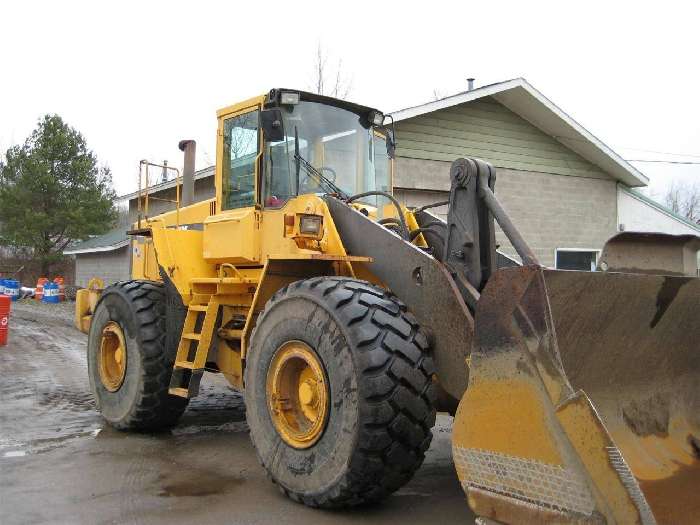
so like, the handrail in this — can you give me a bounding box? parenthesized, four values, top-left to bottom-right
(137, 160, 182, 229)
(219, 263, 245, 281)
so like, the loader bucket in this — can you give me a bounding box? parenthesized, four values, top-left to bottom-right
(452, 266, 699, 525)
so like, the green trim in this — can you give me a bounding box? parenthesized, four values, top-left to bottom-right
(64, 228, 129, 253)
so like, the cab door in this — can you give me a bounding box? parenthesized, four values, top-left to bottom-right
(203, 107, 262, 264)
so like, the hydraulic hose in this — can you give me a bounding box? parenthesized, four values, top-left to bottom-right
(347, 191, 410, 241)
(409, 221, 446, 242)
(415, 200, 449, 213)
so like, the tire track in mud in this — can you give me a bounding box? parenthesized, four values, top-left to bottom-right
(2, 300, 251, 524)
(1, 302, 249, 457)
(0, 303, 102, 456)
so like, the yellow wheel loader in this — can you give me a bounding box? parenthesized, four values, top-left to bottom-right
(75, 89, 700, 523)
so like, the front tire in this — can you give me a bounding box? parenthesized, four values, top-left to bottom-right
(87, 280, 188, 430)
(245, 277, 437, 508)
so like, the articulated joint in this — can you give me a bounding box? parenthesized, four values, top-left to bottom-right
(451, 157, 539, 267)
(450, 158, 496, 190)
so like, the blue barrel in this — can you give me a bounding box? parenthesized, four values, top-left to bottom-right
(0, 279, 6, 295)
(42, 282, 60, 303)
(4, 279, 20, 301)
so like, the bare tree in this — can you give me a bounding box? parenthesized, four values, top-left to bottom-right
(664, 181, 700, 223)
(228, 113, 258, 160)
(310, 43, 352, 100)
(685, 187, 699, 223)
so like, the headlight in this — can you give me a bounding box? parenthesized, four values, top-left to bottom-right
(299, 214, 323, 235)
(280, 91, 300, 105)
(369, 110, 384, 126)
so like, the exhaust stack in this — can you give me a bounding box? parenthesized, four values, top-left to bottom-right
(178, 140, 196, 206)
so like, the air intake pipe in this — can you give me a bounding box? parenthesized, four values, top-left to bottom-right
(178, 139, 196, 206)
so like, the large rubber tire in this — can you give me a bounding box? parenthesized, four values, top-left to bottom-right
(245, 277, 437, 508)
(87, 280, 188, 430)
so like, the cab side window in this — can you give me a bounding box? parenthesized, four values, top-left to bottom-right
(222, 110, 259, 210)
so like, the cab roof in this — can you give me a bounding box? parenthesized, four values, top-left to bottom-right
(217, 89, 382, 121)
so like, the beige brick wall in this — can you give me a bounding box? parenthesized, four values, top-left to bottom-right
(74, 246, 131, 288)
(394, 159, 618, 267)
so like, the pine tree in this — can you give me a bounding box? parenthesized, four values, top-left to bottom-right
(0, 115, 117, 274)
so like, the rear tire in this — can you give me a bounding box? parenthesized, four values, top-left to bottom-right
(87, 280, 188, 430)
(245, 277, 437, 508)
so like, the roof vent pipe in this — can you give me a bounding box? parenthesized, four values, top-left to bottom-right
(161, 160, 169, 183)
(178, 140, 196, 207)
(467, 78, 475, 91)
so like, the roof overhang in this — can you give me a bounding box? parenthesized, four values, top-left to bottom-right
(118, 166, 215, 202)
(64, 239, 129, 255)
(391, 78, 648, 187)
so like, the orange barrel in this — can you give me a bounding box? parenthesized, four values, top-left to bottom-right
(0, 294, 9, 346)
(35, 277, 49, 301)
(53, 276, 65, 302)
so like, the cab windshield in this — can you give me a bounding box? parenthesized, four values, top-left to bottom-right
(263, 101, 390, 208)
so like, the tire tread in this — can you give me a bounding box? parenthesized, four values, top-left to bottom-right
(247, 276, 436, 508)
(92, 280, 187, 430)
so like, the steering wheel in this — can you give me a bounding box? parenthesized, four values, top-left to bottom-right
(300, 166, 337, 193)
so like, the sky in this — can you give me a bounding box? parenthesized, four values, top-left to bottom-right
(1, 1, 698, 202)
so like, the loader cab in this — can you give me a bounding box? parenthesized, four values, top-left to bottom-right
(214, 89, 395, 214)
(205, 90, 395, 264)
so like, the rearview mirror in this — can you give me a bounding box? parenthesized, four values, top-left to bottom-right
(386, 134, 396, 159)
(261, 109, 284, 142)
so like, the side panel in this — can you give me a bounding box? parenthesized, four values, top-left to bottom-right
(132, 236, 160, 281)
(203, 208, 261, 264)
(131, 199, 215, 282)
(150, 227, 218, 299)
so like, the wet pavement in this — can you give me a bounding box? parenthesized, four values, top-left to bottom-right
(0, 300, 475, 525)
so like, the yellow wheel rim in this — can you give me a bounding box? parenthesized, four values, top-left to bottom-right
(99, 321, 127, 392)
(266, 341, 329, 449)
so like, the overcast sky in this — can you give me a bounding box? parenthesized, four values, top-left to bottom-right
(1, 1, 698, 201)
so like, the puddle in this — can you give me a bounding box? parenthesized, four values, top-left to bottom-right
(171, 420, 248, 436)
(0, 427, 104, 457)
(156, 472, 243, 498)
(3, 450, 27, 458)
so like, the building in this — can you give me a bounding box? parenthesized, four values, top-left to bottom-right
(64, 228, 130, 287)
(617, 185, 700, 236)
(66, 79, 699, 285)
(390, 78, 651, 269)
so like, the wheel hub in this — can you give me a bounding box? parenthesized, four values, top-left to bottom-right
(99, 321, 127, 392)
(266, 341, 329, 449)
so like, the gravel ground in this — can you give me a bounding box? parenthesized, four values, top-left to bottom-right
(0, 300, 475, 525)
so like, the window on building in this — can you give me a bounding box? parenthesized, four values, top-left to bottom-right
(555, 249, 599, 271)
(222, 110, 259, 210)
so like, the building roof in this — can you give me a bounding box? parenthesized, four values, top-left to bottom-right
(119, 166, 216, 202)
(64, 228, 129, 255)
(68, 167, 218, 256)
(392, 78, 648, 187)
(619, 185, 700, 232)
